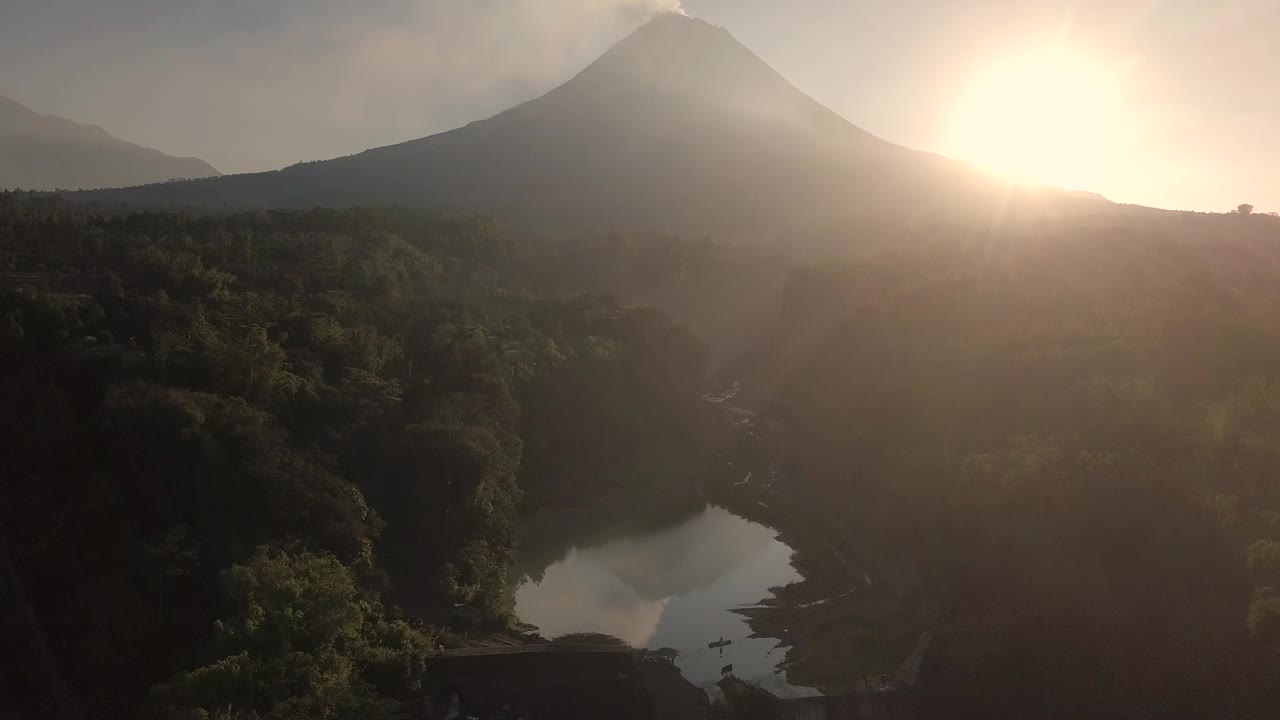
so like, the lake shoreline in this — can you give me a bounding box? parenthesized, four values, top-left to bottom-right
(507, 384, 933, 695)
(696, 391, 936, 693)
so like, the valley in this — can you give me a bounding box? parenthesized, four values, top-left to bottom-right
(3, 8, 1280, 720)
(510, 379, 929, 699)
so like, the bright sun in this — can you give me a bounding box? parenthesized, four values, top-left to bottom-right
(948, 50, 1120, 190)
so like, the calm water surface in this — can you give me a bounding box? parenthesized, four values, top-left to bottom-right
(514, 505, 819, 696)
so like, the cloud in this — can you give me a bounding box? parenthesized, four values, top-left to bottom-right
(513, 549, 671, 646)
(513, 506, 784, 646)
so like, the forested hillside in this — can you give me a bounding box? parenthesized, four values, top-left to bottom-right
(742, 211, 1280, 717)
(0, 194, 707, 719)
(7, 186, 1280, 719)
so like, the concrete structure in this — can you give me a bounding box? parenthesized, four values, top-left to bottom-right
(424, 644, 706, 720)
(720, 678, 861, 720)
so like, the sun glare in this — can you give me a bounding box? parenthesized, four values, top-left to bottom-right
(947, 49, 1121, 190)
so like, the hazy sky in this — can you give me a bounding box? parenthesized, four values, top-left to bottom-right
(1, 0, 1275, 212)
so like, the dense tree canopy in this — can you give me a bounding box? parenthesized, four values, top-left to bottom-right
(0, 194, 707, 719)
(6, 187, 1280, 719)
(743, 217, 1280, 718)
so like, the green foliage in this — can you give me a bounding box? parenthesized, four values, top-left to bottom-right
(152, 545, 430, 720)
(744, 223, 1280, 715)
(0, 195, 708, 719)
(1248, 587, 1280, 637)
(1248, 540, 1280, 583)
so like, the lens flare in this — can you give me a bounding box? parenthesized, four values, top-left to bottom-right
(947, 49, 1123, 190)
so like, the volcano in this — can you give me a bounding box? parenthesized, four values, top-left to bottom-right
(72, 13, 1099, 238)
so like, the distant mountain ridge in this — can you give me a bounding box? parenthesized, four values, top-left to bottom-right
(69, 13, 1107, 238)
(1, 95, 218, 191)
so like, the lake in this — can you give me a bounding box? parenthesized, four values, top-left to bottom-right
(514, 504, 821, 697)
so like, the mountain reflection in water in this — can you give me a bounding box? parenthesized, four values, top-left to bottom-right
(515, 505, 815, 691)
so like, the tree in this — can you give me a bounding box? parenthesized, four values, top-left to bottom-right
(1248, 540, 1280, 583)
(0, 199, 718, 718)
(1248, 587, 1280, 637)
(151, 545, 430, 720)
(1238, 203, 1254, 215)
